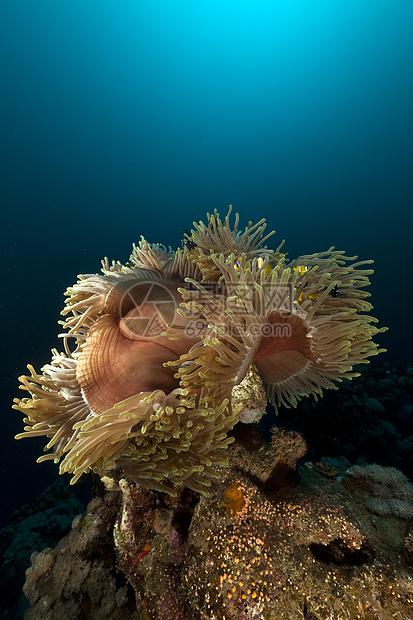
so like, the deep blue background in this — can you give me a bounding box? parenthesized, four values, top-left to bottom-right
(1, 0, 412, 527)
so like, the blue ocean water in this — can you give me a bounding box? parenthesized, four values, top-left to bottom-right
(1, 0, 412, 535)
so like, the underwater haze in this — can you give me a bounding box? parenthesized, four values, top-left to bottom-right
(1, 0, 412, 528)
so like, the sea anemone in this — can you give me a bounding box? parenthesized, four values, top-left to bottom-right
(13, 207, 386, 495)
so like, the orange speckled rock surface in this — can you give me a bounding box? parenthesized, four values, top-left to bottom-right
(23, 425, 413, 620)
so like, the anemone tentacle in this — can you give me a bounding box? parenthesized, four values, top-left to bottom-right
(14, 207, 386, 494)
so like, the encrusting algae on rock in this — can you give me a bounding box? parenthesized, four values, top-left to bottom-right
(21, 419, 413, 619)
(219, 481, 246, 517)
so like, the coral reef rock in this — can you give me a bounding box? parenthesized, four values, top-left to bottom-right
(23, 426, 413, 619)
(23, 494, 137, 619)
